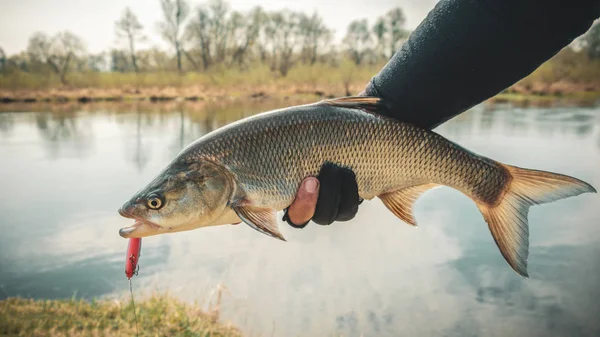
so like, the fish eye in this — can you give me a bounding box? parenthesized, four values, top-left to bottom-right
(146, 194, 163, 210)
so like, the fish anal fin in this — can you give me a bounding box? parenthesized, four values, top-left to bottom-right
(378, 183, 440, 226)
(233, 205, 286, 241)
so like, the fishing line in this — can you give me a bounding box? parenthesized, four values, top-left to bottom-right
(129, 277, 139, 337)
(125, 237, 142, 337)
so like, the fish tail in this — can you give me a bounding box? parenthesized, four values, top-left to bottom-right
(476, 164, 596, 277)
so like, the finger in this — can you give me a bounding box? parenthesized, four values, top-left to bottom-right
(313, 163, 342, 225)
(285, 177, 320, 228)
(336, 168, 360, 221)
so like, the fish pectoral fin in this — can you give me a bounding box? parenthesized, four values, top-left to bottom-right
(378, 183, 440, 226)
(232, 206, 286, 241)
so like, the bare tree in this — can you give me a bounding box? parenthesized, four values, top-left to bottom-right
(229, 6, 264, 67)
(343, 19, 371, 65)
(186, 0, 231, 69)
(265, 10, 301, 76)
(298, 12, 331, 65)
(386, 8, 409, 57)
(115, 7, 145, 72)
(208, 0, 230, 62)
(251, 7, 270, 64)
(0, 47, 6, 71)
(264, 13, 279, 72)
(111, 49, 130, 72)
(584, 20, 600, 59)
(138, 47, 172, 71)
(27, 31, 86, 84)
(372, 17, 387, 60)
(158, 0, 190, 72)
(228, 11, 250, 66)
(26, 32, 53, 67)
(87, 52, 107, 72)
(187, 6, 212, 70)
(3, 52, 31, 72)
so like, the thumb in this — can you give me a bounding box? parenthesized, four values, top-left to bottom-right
(284, 177, 320, 228)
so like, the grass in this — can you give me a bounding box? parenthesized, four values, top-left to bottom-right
(508, 48, 600, 97)
(0, 61, 382, 103)
(0, 294, 242, 337)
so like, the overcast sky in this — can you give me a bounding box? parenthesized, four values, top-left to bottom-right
(0, 0, 438, 55)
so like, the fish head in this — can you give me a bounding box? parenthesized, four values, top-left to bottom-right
(118, 159, 234, 238)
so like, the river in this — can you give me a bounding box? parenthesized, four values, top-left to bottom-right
(0, 100, 599, 337)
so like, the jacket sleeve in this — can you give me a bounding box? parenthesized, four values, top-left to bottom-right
(361, 0, 600, 130)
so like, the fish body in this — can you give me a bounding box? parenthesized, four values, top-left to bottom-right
(183, 98, 506, 208)
(118, 97, 596, 276)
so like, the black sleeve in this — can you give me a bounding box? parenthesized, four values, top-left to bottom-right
(362, 0, 600, 130)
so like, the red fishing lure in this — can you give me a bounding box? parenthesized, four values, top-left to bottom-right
(125, 237, 142, 336)
(125, 238, 142, 279)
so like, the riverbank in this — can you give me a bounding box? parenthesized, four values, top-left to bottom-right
(0, 85, 598, 112)
(0, 63, 379, 104)
(2, 51, 599, 106)
(1, 83, 599, 107)
(0, 294, 241, 337)
(0, 83, 343, 104)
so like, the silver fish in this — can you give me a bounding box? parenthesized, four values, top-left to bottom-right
(118, 97, 596, 276)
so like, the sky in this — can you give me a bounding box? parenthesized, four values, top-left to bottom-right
(0, 0, 438, 55)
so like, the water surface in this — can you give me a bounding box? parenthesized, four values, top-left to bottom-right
(0, 101, 599, 337)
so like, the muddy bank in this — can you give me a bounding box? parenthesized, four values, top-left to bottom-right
(0, 84, 341, 105)
(0, 81, 598, 107)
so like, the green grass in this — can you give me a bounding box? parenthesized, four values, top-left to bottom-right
(0, 294, 242, 337)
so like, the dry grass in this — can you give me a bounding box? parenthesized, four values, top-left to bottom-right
(1, 50, 599, 104)
(509, 48, 600, 96)
(0, 294, 242, 337)
(0, 61, 382, 103)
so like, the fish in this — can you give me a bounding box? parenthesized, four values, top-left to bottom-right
(118, 96, 596, 276)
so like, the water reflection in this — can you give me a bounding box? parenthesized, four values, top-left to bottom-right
(34, 111, 93, 159)
(0, 101, 598, 337)
(127, 111, 151, 171)
(441, 104, 600, 150)
(0, 113, 14, 137)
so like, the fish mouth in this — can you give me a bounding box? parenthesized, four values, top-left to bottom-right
(119, 219, 163, 238)
(118, 208, 163, 238)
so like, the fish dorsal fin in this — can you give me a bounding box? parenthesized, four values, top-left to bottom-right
(322, 96, 390, 114)
(378, 184, 440, 226)
(233, 205, 286, 241)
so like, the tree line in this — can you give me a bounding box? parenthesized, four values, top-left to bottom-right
(0, 0, 410, 84)
(0, 0, 599, 86)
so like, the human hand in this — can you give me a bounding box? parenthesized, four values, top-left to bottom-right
(283, 162, 362, 228)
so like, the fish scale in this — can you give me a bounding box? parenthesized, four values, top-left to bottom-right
(180, 98, 507, 208)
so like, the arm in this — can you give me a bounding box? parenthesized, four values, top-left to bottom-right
(362, 0, 600, 130)
(285, 0, 600, 227)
